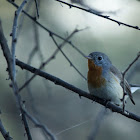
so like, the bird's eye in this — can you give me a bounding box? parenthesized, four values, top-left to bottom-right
(98, 56, 103, 61)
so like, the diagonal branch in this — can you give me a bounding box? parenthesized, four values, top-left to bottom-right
(0, 19, 32, 140)
(11, 0, 28, 82)
(0, 20, 56, 140)
(19, 28, 81, 92)
(34, 0, 39, 18)
(16, 59, 140, 122)
(9, 0, 34, 139)
(123, 52, 140, 76)
(22, 107, 55, 139)
(55, 0, 140, 31)
(51, 34, 87, 80)
(122, 52, 140, 110)
(21, 112, 32, 140)
(0, 119, 13, 140)
(7, 0, 86, 59)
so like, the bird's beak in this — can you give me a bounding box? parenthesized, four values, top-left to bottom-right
(85, 55, 92, 60)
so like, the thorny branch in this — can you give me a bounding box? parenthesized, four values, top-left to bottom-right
(7, 0, 86, 58)
(16, 59, 140, 122)
(2, 0, 140, 138)
(7, 0, 87, 84)
(19, 28, 82, 92)
(21, 111, 32, 140)
(0, 119, 12, 140)
(11, 0, 28, 82)
(55, 0, 140, 31)
(9, 0, 34, 140)
(26, 3, 50, 138)
(0, 21, 56, 140)
(122, 52, 140, 111)
(22, 107, 55, 140)
(0, 18, 32, 140)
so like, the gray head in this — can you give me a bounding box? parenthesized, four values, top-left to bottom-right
(86, 52, 112, 70)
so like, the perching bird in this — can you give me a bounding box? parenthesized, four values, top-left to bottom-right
(86, 52, 140, 106)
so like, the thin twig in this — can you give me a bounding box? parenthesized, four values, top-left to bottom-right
(19, 28, 81, 92)
(22, 107, 56, 140)
(34, 0, 39, 18)
(11, 0, 28, 82)
(51, 35, 87, 80)
(10, 1, 34, 140)
(126, 62, 140, 82)
(122, 52, 140, 111)
(0, 119, 13, 140)
(55, 0, 140, 31)
(0, 22, 13, 80)
(25, 5, 49, 139)
(0, 21, 56, 140)
(25, 14, 41, 116)
(16, 59, 140, 122)
(7, 0, 86, 58)
(21, 112, 32, 140)
(0, 19, 32, 140)
(123, 52, 140, 75)
(17, 0, 34, 37)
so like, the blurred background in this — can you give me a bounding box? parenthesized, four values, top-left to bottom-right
(0, 0, 140, 139)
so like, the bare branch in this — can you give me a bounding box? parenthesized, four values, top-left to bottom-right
(51, 35, 87, 80)
(55, 0, 140, 31)
(19, 28, 81, 92)
(0, 119, 13, 140)
(0, 19, 32, 140)
(7, 0, 86, 58)
(122, 52, 140, 111)
(34, 0, 39, 18)
(8, 1, 34, 139)
(21, 111, 32, 140)
(0, 21, 13, 80)
(16, 59, 140, 122)
(123, 52, 140, 76)
(11, 0, 28, 82)
(0, 20, 56, 140)
(25, 4, 50, 139)
(17, 0, 34, 37)
(22, 107, 56, 140)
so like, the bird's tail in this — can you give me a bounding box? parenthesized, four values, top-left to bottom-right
(130, 84, 140, 93)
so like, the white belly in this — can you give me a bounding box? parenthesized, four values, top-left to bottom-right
(88, 75, 124, 106)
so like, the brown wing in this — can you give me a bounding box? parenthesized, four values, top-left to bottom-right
(110, 65, 135, 105)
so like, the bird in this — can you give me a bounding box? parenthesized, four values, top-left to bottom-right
(86, 52, 139, 106)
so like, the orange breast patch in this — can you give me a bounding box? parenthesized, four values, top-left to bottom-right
(88, 60, 106, 88)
